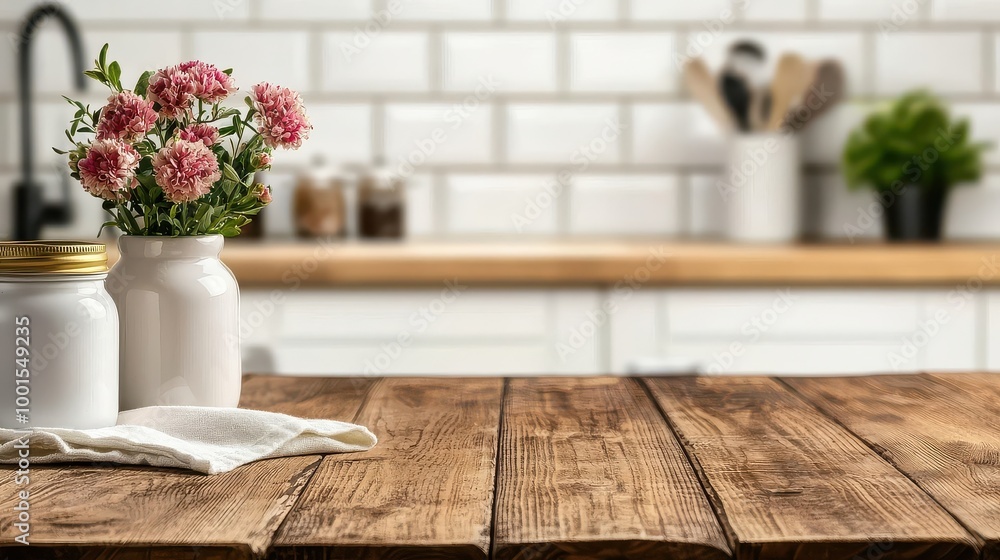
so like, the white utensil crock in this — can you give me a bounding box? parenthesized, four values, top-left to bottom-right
(107, 235, 241, 409)
(723, 133, 801, 243)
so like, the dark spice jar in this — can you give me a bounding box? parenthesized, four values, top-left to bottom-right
(357, 165, 405, 239)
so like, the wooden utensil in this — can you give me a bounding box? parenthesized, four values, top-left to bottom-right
(682, 58, 735, 132)
(767, 53, 812, 131)
(781, 59, 845, 131)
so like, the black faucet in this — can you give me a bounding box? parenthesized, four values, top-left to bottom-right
(13, 3, 86, 240)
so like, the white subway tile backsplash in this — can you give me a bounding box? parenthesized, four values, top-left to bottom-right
(817, 0, 920, 21)
(0, 0, 249, 21)
(405, 174, 436, 236)
(953, 103, 1000, 166)
(192, 31, 311, 92)
(322, 32, 429, 92)
(13, 30, 183, 95)
(445, 174, 560, 234)
(568, 33, 676, 93)
(384, 103, 493, 166)
(392, 0, 493, 21)
(801, 104, 867, 165)
(688, 174, 726, 238)
(506, 0, 618, 21)
(805, 173, 884, 241)
(933, 0, 1000, 21)
(258, 0, 372, 20)
(946, 176, 1000, 239)
(569, 175, 679, 235)
(6, 101, 89, 169)
(443, 33, 556, 93)
(875, 32, 984, 95)
(1, 0, 999, 243)
(631, 103, 725, 165)
(256, 172, 296, 238)
(282, 104, 373, 166)
(631, 0, 732, 21)
(506, 104, 622, 164)
(741, 0, 808, 21)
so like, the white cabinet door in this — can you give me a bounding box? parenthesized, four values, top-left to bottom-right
(241, 287, 604, 375)
(609, 288, 982, 375)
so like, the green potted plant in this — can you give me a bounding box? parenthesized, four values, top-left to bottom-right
(842, 90, 989, 241)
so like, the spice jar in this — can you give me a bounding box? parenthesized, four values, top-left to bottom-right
(0, 242, 119, 429)
(358, 162, 405, 239)
(294, 158, 348, 238)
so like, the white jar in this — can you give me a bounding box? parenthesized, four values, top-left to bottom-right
(0, 242, 119, 429)
(108, 235, 241, 410)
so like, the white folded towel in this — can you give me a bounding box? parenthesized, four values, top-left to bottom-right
(0, 406, 377, 475)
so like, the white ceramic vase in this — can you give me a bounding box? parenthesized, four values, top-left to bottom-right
(107, 235, 241, 410)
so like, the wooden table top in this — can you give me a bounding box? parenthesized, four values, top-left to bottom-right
(108, 240, 1000, 287)
(2, 373, 999, 560)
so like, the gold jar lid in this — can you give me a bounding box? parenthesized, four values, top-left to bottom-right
(0, 241, 108, 275)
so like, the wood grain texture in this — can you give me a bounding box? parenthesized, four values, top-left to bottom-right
(787, 373, 1000, 560)
(107, 242, 1000, 287)
(0, 376, 374, 560)
(271, 377, 504, 560)
(645, 376, 978, 560)
(492, 377, 731, 560)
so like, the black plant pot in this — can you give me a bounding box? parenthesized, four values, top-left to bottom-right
(880, 184, 948, 241)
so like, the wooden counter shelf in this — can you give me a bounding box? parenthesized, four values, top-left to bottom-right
(106, 240, 1000, 287)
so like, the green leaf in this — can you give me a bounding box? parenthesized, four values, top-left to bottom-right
(222, 68, 233, 76)
(83, 70, 107, 85)
(99, 43, 109, 70)
(134, 70, 153, 97)
(222, 163, 241, 183)
(120, 206, 141, 235)
(97, 220, 119, 237)
(108, 61, 122, 91)
(52, 147, 68, 155)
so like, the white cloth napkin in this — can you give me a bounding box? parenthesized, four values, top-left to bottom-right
(0, 406, 377, 475)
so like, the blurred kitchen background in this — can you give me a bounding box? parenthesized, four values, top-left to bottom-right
(4, 0, 1000, 376)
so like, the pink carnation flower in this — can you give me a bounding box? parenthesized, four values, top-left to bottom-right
(96, 91, 157, 142)
(147, 64, 196, 119)
(77, 139, 141, 200)
(152, 139, 222, 203)
(179, 123, 220, 146)
(179, 61, 236, 104)
(250, 82, 312, 150)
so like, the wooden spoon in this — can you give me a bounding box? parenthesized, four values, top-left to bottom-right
(767, 53, 812, 131)
(683, 58, 735, 133)
(781, 59, 845, 131)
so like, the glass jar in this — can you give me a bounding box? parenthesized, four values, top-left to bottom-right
(0, 242, 119, 429)
(358, 165, 405, 239)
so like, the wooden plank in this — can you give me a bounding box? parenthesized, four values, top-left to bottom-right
(493, 377, 731, 560)
(787, 373, 1000, 559)
(270, 377, 503, 560)
(0, 376, 373, 560)
(645, 376, 978, 560)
